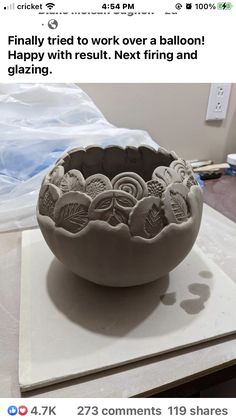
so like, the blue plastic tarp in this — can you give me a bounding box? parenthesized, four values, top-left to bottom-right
(0, 83, 158, 231)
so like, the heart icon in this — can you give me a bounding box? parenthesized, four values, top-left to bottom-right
(18, 406, 28, 416)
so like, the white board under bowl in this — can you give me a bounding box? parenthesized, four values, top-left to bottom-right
(19, 229, 236, 392)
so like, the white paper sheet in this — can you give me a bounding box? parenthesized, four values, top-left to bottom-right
(19, 229, 236, 391)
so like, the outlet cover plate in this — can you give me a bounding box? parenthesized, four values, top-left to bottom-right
(206, 83, 231, 121)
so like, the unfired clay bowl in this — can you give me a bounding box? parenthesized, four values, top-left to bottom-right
(37, 145, 203, 287)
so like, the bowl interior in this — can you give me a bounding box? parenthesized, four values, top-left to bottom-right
(60, 146, 175, 181)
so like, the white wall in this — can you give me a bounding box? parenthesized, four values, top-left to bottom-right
(80, 84, 236, 163)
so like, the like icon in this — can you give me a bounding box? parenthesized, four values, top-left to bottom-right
(18, 406, 28, 416)
(7, 406, 18, 416)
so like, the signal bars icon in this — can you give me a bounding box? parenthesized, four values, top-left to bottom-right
(46, 2, 55, 9)
(4, 3, 15, 9)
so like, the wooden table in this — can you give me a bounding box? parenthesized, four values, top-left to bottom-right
(0, 180, 236, 397)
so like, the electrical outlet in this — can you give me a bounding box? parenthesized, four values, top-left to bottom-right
(206, 83, 231, 121)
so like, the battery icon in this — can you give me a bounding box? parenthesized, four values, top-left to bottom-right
(217, 2, 233, 9)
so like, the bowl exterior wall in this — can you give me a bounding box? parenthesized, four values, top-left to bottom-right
(37, 187, 203, 287)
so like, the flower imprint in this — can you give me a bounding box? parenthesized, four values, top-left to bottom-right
(147, 179, 165, 198)
(183, 175, 198, 190)
(85, 174, 112, 199)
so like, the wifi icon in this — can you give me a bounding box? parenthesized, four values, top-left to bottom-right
(46, 2, 55, 9)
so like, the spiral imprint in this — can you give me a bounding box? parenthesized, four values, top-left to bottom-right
(170, 159, 188, 181)
(111, 172, 148, 200)
(185, 161, 194, 176)
(120, 182, 137, 196)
